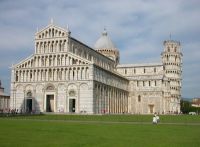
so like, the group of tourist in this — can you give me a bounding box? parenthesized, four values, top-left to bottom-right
(0, 108, 37, 116)
(0, 108, 22, 115)
(152, 114, 160, 124)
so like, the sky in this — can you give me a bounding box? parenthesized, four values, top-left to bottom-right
(0, 0, 199, 98)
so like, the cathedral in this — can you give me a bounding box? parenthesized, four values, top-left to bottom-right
(0, 80, 10, 110)
(10, 21, 182, 114)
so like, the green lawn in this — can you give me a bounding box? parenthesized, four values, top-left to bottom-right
(3, 114, 200, 123)
(0, 115, 200, 147)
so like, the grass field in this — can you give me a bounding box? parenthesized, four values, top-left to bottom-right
(0, 114, 200, 147)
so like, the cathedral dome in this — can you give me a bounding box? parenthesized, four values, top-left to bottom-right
(94, 29, 117, 50)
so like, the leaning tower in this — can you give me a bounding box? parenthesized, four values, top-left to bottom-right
(161, 40, 183, 113)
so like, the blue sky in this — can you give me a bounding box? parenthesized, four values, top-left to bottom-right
(0, 0, 200, 98)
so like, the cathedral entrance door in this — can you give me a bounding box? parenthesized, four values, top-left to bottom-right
(46, 95, 54, 112)
(26, 99, 32, 113)
(149, 104, 154, 114)
(69, 99, 76, 113)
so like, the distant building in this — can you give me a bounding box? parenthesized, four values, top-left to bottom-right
(0, 80, 10, 110)
(192, 98, 200, 107)
(10, 21, 183, 114)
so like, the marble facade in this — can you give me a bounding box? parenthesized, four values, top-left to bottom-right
(10, 21, 182, 114)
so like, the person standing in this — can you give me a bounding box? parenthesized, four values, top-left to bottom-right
(156, 115, 160, 123)
(152, 115, 157, 124)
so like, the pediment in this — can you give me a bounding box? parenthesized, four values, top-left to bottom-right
(14, 54, 34, 69)
(35, 24, 70, 40)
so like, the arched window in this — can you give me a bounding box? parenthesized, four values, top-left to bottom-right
(15, 74, 18, 82)
(52, 29, 54, 37)
(138, 95, 141, 102)
(59, 43, 62, 52)
(59, 70, 62, 80)
(73, 70, 75, 80)
(30, 73, 32, 79)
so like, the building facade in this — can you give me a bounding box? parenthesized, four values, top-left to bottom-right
(10, 21, 182, 114)
(192, 98, 200, 107)
(0, 80, 10, 110)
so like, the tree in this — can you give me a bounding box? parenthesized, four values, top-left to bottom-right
(180, 100, 191, 114)
(181, 99, 200, 114)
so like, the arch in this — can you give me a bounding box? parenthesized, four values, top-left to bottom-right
(26, 91, 32, 97)
(67, 83, 77, 91)
(25, 84, 34, 92)
(80, 83, 89, 90)
(67, 83, 77, 113)
(45, 83, 55, 91)
(69, 90, 76, 97)
(16, 84, 24, 91)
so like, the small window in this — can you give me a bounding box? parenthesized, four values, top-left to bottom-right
(174, 47, 177, 52)
(154, 68, 156, 73)
(144, 68, 146, 73)
(125, 69, 127, 74)
(168, 47, 170, 52)
(73, 71, 75, 79)
(72, 59, 76, 64)
(138, 95, 141, 102)
(167, 56, 169, 61)
(143, 81, 145, 86)
(149, 81, 151, 86)
(59, 71, 62, 80)
(15, 75, 18, 82)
